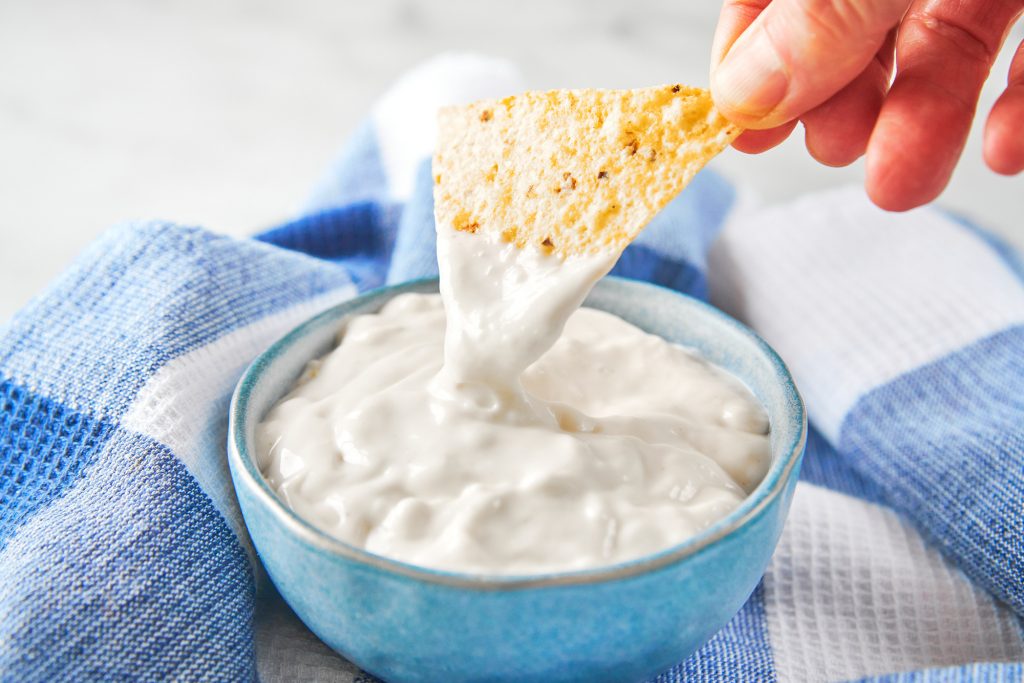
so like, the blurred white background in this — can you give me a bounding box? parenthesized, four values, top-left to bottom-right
(1, 0, 1021, 320)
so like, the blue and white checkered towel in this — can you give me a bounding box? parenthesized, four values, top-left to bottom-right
(1, 54, 1022, 682)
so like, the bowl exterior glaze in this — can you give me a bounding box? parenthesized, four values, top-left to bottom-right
(228, 277, 806, 683)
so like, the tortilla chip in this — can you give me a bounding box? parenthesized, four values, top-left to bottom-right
(433, 85, 741, 257)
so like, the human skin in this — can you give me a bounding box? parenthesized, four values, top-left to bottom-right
(711, 0, 1024, 211)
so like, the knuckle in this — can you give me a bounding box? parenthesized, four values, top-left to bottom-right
(904, 4, 1009, 68)
(802, 0, 886, 33)
(798, 0, 891, 52)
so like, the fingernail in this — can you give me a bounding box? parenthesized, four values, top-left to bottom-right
(713, 27, 789, 119)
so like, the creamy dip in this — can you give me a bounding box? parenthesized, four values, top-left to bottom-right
(257, 231, 770, 575)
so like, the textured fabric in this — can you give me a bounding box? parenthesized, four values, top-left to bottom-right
(1, 54, 1022, 682)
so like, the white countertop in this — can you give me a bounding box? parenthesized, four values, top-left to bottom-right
(1, 0, 1021, 320)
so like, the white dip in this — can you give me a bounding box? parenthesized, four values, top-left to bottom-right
(257, 230, 770, 575)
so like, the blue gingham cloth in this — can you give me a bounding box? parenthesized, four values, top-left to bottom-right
(1, 55, 1022, 682)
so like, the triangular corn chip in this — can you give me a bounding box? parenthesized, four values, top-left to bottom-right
(433, 85, 741, 257)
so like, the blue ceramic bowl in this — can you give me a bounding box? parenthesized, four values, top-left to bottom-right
(228, 277, 805, 683)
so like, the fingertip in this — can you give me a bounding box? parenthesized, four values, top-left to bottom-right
(805, 127, 868, 168)
(865, 140, 947, 212)
(984, 145, 1024, 177)
(731, 122, 798, 154)
(865, 175, 931, 212)
(865, 138, 947, 212)
(983, 89, 1024, 175)
(865, 136, 941, 212)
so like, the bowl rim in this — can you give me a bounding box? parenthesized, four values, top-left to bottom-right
(228, 275, 806, 590)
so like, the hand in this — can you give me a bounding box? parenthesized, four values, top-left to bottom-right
(710, 0, 1024, 211)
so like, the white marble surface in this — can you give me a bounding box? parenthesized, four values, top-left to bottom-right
(1, 0, 1021, 320)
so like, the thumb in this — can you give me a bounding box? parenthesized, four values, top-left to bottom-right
(711, 0, 909, 129)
